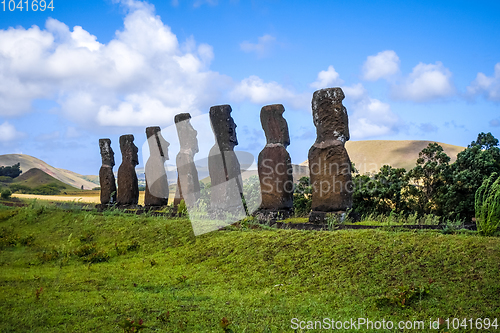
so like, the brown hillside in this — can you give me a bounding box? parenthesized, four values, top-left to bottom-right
(0, 154, 96, 189)
(301, 140, 466, 174)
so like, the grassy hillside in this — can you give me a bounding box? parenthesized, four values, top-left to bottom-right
(10, 168, 77, 191)
(0, 202, 498, 332)
(301, 140, 466, 174)
(0, 154, 96, 190)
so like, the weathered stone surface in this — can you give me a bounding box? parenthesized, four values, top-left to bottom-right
(117, 134, 140, 206)
(144, 127, 170, 207)
(308, 88, 353, 222)
(257, 104, 293, 212)
(208, 105, 245, 218)
(99, 138, 117, 205)
(173, 113, 200, 208)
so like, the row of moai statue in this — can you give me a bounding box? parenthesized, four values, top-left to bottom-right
(98, 87, 353, 222)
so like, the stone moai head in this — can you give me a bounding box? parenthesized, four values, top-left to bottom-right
(99, 138, 115, 167)
(146, 126, 170, 160)
(209, 104, 238, 151)
(260, 104, 290, 147)
(119, 134, 139, 166)
(175, 113, 199, 154)
(312, 87, 349, 144)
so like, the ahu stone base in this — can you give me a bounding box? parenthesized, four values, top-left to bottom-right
(254, 209, 293, 223)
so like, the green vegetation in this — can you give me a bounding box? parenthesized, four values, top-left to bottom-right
(475, 173, 500, 236)
(0, 202, 499, 332)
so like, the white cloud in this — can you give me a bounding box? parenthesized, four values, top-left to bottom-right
(467, 63, 500, 102)
(391, 61, 455, 102)
(0, 122, 25, 142)
(0, 0, 230, 126)
(362, 50, 400, 81)
(230, 75, 309, 110)
(240, 34, 276, 58)
(310, 66, 344, 89)
(342, 84, 401, 139)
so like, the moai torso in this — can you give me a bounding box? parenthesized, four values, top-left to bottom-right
(174, 113, 200, 208)
(258, 104, 293, 210)
(208, 105, 245, 217)
(144, 127, 170, 207)
(308, 88, 353, 212)
(99, 138, 117, 205)
(117, 134, 139, 206)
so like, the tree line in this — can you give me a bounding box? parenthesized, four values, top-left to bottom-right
(293, 132, 500, 223)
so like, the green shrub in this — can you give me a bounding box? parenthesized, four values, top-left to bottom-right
(1, 189, 12, 199)
(475, 172, 500, 236)
(0, 176, 13, 183)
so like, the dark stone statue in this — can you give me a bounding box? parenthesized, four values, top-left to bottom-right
(208, 104, 245, 218)
(117, 134, 139, 206)
(144, 126, 170, 207)
(308, 88, 353, 222)
(99, 138, 117, 205)
(256, 104, 293, 220)
(173, 113, 201, 209)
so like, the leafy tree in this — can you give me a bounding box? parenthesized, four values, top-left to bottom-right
(293, 177, 312, 217)
(353, 165, 413, 217)
(475, 172, 500, 235)
(0, 163, 22, 178)
(442, 132, 500, 221)
(407, 143, 450, 215)
(1, 189, 12, 199)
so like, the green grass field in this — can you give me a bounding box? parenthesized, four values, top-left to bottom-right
(0, 201, 499, 332)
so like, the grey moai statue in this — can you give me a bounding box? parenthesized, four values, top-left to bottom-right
(99, 138, 117, 205)
(256, 104, 293, 218)
(117, 134, 139, 206)
(308, 88, 353, 222)
(173, 113, 201, 209)
(208, 105, 245, 218)
(144, 126, 170, 207)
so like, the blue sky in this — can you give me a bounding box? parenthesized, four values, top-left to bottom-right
(0, 0, 499, 175)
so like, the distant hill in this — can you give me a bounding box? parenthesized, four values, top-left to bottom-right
(11, 168, 75, 190)
(0, 154, 97, 190)
(300, 140, 466, 174)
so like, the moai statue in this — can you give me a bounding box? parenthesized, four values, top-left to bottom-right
(256, 104, 293, 221)
(173, 113, 201, 209)
(208, 105, 246, 219)
(144, 126, 170, 207)
(117, 134, 140, 206)
(98, 138, 117, 205)
(308, 88, 353, 223)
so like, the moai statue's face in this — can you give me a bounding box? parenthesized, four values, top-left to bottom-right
(146, 126, 170, 160)
(209, 105, 238, 151)
(312, 87, 349, 143)
(261, 104, 290, 147)
(99, 139, 115, 167)
(227, 115, 238, 149)
(175, 113, 199, 154)
(120, 135, 139, 166)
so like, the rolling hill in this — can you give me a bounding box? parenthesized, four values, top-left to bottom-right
(0, 154, 97, 190)
(10, 168, 76, 190)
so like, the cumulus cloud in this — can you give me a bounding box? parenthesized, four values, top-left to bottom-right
(0, 0, 230, 126)
(0, 122, 25, 142)
(342, 84, 401, 139)
(230, 75, 309, 110)
(310, 66, 344, 89)
(391, 62, 455, 102)
(240, 34, 276, 58)
(467, 63, 500, 102)
(362, 50, 400, 81)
